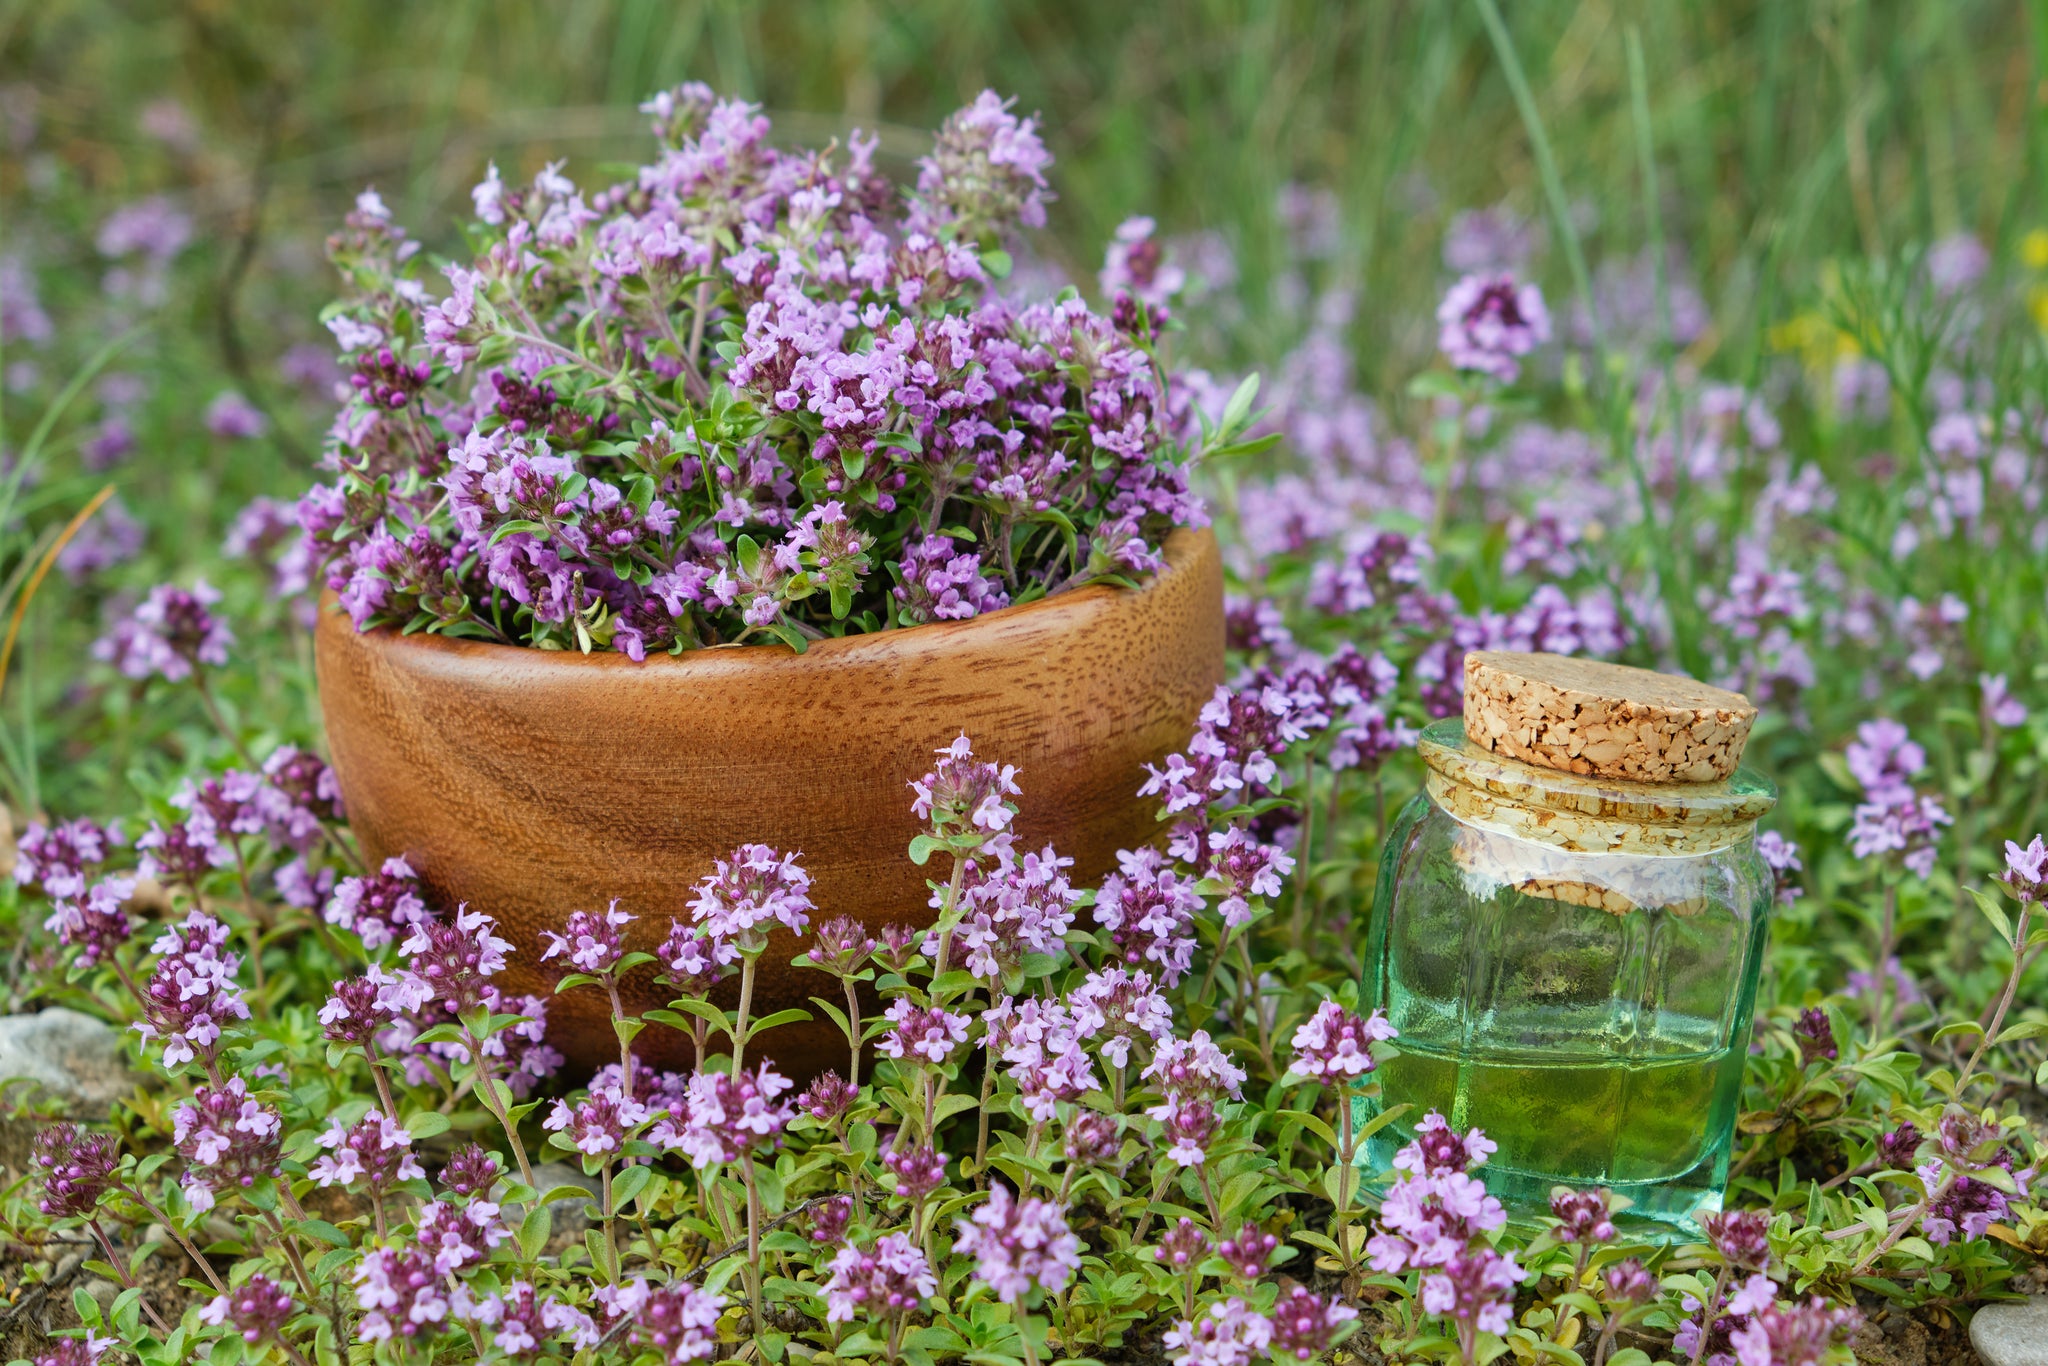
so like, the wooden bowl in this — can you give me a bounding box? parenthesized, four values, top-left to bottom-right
(314, 527, 1224, 1079)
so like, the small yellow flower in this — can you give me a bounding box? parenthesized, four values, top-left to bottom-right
(2022, 228, 2048, 271)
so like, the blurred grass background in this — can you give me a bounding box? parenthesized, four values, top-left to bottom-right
(0, 0, 2040, 813)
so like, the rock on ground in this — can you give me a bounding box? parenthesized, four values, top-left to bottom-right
(0, 1008, 137, 1112)
(1971, 1298, 2048, 1366)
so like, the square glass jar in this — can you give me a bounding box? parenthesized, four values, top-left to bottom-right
(1358, 717, 1778, 1238)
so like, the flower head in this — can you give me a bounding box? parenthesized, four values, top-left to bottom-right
(953, 1182, 1083, 1304)
(542, 899, 636, 974)
(689, 845, 812, 947)
(1438, 272, 1551, 381)
(34, 1123, 120, 1220)
(1286, 1001, 1396, 1081)
(1268, 1286, 1360, 1360)
(910, 735, 1020, 844)
(93, 581, 233, 682)
(1549, 1187, 1616, 1243)
(1163, 1298, 1272, 1366)
(823, 1232, 936, 1324)
(398, 904, 514, 1011)
(199, 1273, 295, 1344)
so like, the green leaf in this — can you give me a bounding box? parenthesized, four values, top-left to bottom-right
(1218, 372, 1261, 438)
(1931, 1021, 1984, 1045)
(553, 972, 602, 994)
(765, 620, 809, 654)
(610, 1164, 655, 1211)
(518, 1205, 551, 1262)
(736, 533, 763, 577)
(981, 248, 1013, 279)
(1995, 1020, 2048, 1044)
(403, 1111, 452, 1141)
(745, 1007, 815, 1037)
(1969, 886, 2015, 947)
(908, 834, 943, 867)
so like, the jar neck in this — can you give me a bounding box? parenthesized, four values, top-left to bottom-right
(1416, 716, 1775, 857)
(1426, 769, 1757, 855)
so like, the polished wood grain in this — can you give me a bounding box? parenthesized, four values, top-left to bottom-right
(314, 528, 1224, 1079)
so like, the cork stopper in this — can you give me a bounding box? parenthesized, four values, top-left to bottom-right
(1462, 651, 1757, 783)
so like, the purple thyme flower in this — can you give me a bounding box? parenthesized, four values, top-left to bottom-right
(951, 839, 1080, 980)
(1093, 855, 1204, 985)
(1437, 271, 1551, 382)
(1550, 1188, 1616, 1243)
(318, 969, 408, 1046)
(884, 1144, 948, 1201)
(1420, 1245, 1527, 1337)
(1285, 1001, 1397, 1081)
(173, 1076, 284, 1212)
(689, 844, 812, 947)
(1100, 216, 1185, 310)
(1877, 1123, 1922, 1171)
(198, 1273, 295, 1345)
(1981, 673, 2028, 730)
(1268, 1285, 1360, 1360)
(353, 1246, 449, 1343)
(805, 916, 875, 974)
(14, 818, 114, 900)
(910, 734, 1020, 842)
(1069, 966, 1174, 1069)
(134, 911, 250, 1068)
(1730, 1296, 1861, 1366)
(650, 1063, 795, 1168)
(438, 1143, 502, 1198)
(1756, 831, 1804, 906)
(1793, 1007, 1837, 1066)
(953, 1182, 1083, 1304)
(34, 1123, 120, 1220)
(2003, 834, 2048, 903)
(458, 1280, 601, 1357)
(801, 1070, 858, 1123)
(44, 875, 135, 969)
(1392, 1112, 1497, 1177)
(544, 1091, 646, 1157)
(811, 1193, 855, 1244)
(414, 1196, 508, 1274)
(1064, 1111, 1125, 1168)
(542, 899, 635, 973)
(911, 90, 1054, 237)
(1155, 1218, 1212, 1273)
(1202, 827, 1295, 927)
(878, 999, 972, 1064)
(31, 1335, 118, 1366)
(397, 904, 514, 1011)
(310, 1108, 425, 1194)
(1703, 1208, 1773, 1271)
(1163, 1298, 1272, 1366)
(93, 581, 234, 682)
(1604, 1258, 1655, 1304)
(204, 391, 268, 440)
(1217, 1225, 1279, 1279)
(595, 1278, 724, 1362)
(823, 1232, 937, 1325)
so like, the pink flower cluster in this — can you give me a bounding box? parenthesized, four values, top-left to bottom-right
(952, 1182, 1082, 1304)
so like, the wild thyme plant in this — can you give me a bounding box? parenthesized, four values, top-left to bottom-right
(6, 77, 2048, 1366)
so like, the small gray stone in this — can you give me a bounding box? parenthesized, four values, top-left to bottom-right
(0, 1008, 136, 1111)
(1971, 1297, 2048, 1366)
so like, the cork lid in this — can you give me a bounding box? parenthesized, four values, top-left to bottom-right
(1462, 651, 1757, 783)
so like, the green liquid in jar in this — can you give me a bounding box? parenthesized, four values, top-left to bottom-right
(1359, 787, 1773, 1237)
(1367, 1021, 1746, 1188)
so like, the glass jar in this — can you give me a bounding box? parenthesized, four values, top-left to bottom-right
(1360, 716, 1778, 1236)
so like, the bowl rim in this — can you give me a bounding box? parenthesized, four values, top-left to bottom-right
(317, 524, 1217, 673)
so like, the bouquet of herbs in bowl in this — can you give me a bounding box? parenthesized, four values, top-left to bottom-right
(305, 83, 1263, 660)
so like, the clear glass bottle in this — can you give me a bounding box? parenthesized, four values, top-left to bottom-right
(1360, 716, 1777, 1237)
